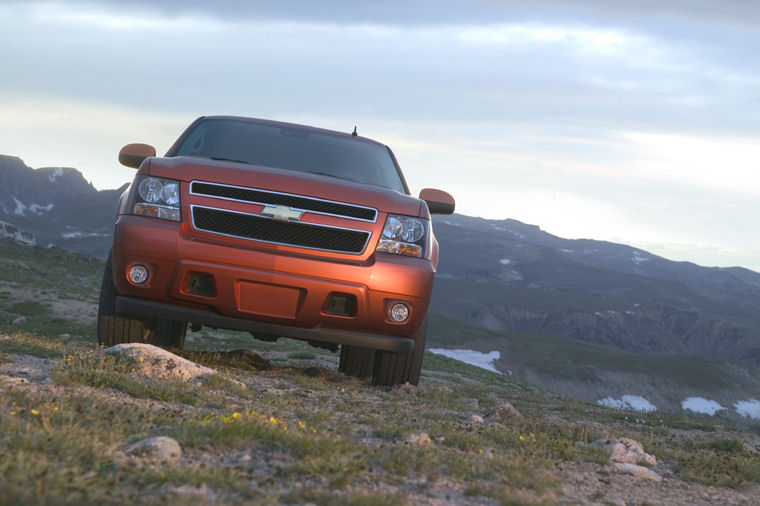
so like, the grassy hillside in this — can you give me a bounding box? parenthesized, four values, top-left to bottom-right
(1, 239, 760, 504)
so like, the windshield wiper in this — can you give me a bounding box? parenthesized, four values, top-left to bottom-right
(306, 171, 356, 183)
(210, 156, 251, 165)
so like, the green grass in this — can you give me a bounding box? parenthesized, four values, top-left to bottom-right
(7, 300, 49, 317)
(0, 240, 103, 299)
(0, 391, 155, 504)
(0, 333, 69, 358)
(287, 350, 317, 360)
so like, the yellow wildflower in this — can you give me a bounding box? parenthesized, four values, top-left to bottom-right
(31, 409, 40, 416)
(519, 435, 525, 442)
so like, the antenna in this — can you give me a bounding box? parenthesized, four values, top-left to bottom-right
(352, 126, 357, 137)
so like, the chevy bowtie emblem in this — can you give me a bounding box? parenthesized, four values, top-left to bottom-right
(260, 204, 304, 221)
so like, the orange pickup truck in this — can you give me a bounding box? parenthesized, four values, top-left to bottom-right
(98, 116, 454, 385)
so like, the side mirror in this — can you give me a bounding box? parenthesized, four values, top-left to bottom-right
(118, 143, 156, 169)
(419, 188, 455, 215)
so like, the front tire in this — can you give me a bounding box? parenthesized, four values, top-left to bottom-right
(339, 317, 428, 386)
(338, 345, 375, 379)
(97, 252, 187, 349)
(373, 316, 427, 386)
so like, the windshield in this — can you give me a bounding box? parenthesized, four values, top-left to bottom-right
(170, 118, 407, 193)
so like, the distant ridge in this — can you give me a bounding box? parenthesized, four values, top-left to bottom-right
(0, 155, 123, 259)
(431, 214, 760, 368)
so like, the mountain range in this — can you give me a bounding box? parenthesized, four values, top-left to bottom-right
(3, 155, 759, 416)
(431, 214, 760, 367)
(0, 155, 124, 259)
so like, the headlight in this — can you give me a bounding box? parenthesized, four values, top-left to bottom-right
(375, 214, 430, 259)
(132, 176, 181, 221)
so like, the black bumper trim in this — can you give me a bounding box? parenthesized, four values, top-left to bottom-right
(115, 296, 414, 354)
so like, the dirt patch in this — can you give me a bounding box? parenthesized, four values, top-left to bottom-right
(0, 353, 56, 385)
(0, 281, 96, 325)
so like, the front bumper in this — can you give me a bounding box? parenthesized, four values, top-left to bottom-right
(116, 296, 414, 353)
(112, 215, 434, 352)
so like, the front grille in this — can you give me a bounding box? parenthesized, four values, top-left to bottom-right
(191, 181, 377, 222)
(192, 206, 370, 254)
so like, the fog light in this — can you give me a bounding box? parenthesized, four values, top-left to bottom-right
(128, 265, 149, 284)
(389, 303, 410, 323)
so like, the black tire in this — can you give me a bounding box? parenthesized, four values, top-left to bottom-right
(152, 319, 187, 349)
(97, 252, 187, 349)
(372, 317, 427, 386)
(338, 345, 375, 379)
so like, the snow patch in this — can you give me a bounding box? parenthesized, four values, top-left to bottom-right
(499, 258, 511, 265)
(12, 197, 25, 216)
(597, 395, 657, 413)
(631, 252, 650, 265)
(49, 167, 64, 182)
(62, 231, 108, 239)
(735, 399, 760, 419)
(681, 397, 725, 415)
(10, 198, 52, 216)
(428, 348, 502, 374)
(506, 270, 523, 281)
(560, 249, 573, 254)
(29, 203, 53, 214)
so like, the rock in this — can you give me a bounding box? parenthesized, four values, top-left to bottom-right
(612, 462, 663, 482)
(11, 316, 26, 325)
(304, 367, 320, 377)
(406, 432, 432, 446)
(59, 333, 71, 340)
(470, 414, 484, 424)
(437, 386, 453, 394)
(609, 438, 657, 467)
(121, 436, 182, 464)
(104, 343, 214, 381)
(0, 376, 29, 386)
(485, 402, 522, 421)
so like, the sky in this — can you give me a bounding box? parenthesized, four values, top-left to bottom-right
(2, 0, 760, 270)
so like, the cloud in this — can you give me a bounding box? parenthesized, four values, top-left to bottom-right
(25, 0, 760, 29)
